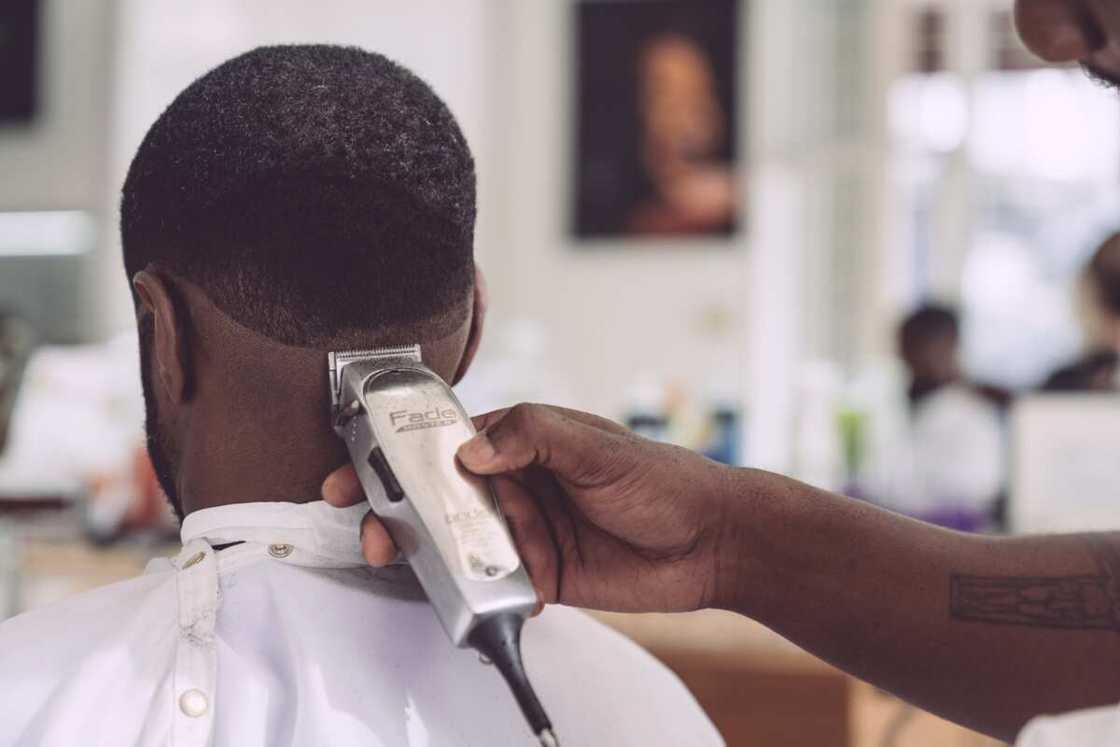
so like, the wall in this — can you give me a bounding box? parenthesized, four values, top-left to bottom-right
(0, 1, 115, 211)
(484, 0, 751, 420)
(0, 1, 117, 341)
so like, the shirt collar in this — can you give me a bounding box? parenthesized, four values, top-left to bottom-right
(180, 501, 369, 566)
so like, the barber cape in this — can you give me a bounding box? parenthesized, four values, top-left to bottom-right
(1018, 707, 1120, 746)
(0, 501, 721, 746)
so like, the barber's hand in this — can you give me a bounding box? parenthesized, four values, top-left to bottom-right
(322, 403, 738, 613)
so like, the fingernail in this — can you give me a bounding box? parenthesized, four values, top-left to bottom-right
(458, 430, 497, 465)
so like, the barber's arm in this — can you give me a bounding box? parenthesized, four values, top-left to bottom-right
(323, 403, 1120, 743)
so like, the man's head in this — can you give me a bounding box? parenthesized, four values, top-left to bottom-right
(1015, 0, 1120, 87)
(898, 304, 961, 389)
(121, 45, 484, 518)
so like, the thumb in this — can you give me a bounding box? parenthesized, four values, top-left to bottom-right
(457, 403, 620, 483)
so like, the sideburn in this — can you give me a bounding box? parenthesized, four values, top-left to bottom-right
(136, 276, 196, 526)
(137, 304, 186, 521)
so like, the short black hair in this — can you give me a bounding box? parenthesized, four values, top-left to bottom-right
(121, 44, 476, 346)
(898, 303, 958, 359)
(1089, 232, 1120, 317)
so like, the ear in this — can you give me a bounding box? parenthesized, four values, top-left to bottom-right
(451, 266, 487, 385)
(133, 269, 192, 404)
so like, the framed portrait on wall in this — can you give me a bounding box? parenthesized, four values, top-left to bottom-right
(572, 0, 742, 241)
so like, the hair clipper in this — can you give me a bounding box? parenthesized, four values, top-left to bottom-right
(329, 346, 558, 746)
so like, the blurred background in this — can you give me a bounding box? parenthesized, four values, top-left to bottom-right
(2, 1, 1120, 745)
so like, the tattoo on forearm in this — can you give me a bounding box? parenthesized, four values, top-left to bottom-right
(950, 539, 1120, 631)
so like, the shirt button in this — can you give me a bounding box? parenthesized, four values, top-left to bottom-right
(179, 689, 208, 718)
(268, 543, 293, 559)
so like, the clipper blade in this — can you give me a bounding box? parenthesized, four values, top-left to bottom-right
(328, 344, 422, 411)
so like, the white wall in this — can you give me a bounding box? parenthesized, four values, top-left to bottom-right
(0, 1, 117, 341)
(484, 0, 751, 419)
(0, 1, 115, 211)
(485, 0, 893, 451)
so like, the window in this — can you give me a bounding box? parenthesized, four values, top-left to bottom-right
(888, 6, 1120, 388)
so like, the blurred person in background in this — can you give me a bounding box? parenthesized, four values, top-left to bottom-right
(899, 304, 961, 406)
(0, 45, 719, 747)
(893, 304, 1008, 531)
(0, 312, 34, 456)
(1044, 232, 1120, 391)
(899, 304, 1012, 411)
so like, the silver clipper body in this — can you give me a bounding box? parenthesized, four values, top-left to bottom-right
(329, 346, 538, 645)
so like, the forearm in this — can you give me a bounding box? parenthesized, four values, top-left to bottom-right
(717, 469, 1120, 742)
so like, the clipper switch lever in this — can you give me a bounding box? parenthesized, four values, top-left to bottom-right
(367, 448, 405, 503)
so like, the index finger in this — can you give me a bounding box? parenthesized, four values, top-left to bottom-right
(459, 402, 632, 481)
(471, 404, 630, 437)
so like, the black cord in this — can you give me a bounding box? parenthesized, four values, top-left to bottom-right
(467, 613, 554, 740)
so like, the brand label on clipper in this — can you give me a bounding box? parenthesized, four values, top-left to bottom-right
(390, 407, 459, 433)
(445, 507, 521, 581)
(367, 378, 521, 584)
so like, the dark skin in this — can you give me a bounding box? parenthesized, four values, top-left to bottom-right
(319, 8, 1120, 742)
(132, 265, 487, 517)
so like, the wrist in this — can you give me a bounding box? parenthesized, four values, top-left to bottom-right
(706, 467, 790, 616)
(705, 466, 757, 612)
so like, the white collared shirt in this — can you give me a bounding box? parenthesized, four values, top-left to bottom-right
(1017, 707, 1120, 746)
(0, 501, 722, 746)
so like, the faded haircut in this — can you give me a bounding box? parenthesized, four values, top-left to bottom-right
(121, 44, 476, 347)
